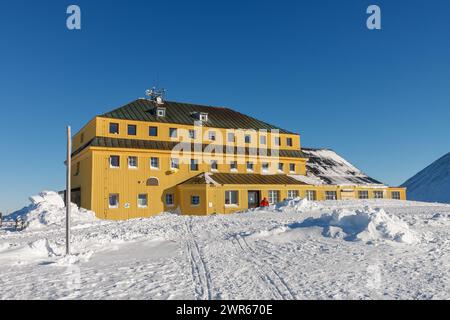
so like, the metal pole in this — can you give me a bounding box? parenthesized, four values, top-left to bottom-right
(66, 126, 71, 256)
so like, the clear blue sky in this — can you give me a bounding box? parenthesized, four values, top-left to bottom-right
(1, 0, 449, 213)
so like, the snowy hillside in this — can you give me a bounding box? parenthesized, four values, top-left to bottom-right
(298, 148, 385, 186)
(402, 153, 450, 204)
(1, 192, 449, 300)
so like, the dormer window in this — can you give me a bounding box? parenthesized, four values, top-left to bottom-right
(199, 113, 208, 122)
(156, 107, 166, 117)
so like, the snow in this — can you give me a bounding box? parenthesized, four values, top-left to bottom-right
(0, 192, 449, 300)
(402, 152, 450, 204)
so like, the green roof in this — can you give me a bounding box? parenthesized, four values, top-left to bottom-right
(180, 172, 307, 186)
(101, 99, 295, 134)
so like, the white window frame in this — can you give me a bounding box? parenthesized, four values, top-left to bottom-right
(325, 191, 337, 200)
(358, 190, 369, 199)
(392, 191, 401, 200)
(260, 135, 267, 145)
(156, 107, 166, 117)
(137, 194, 148, 208)
(374, 191, 384, 199)
(150, 157, 159, 170)
(274, 137, 281, 146)
(278, 163, 284, 173)
(199, 113, 208, 122)
(109, 194, 119, 209)
(225, 190, 239, 207)
(191, 195, 200, 206)
(227, 132, 235, 143)
(306, 190, 317, 201)
(268, 190, 280, 204)
(289, 163, 296, 173)
(287, 190, 299, 199)
(246, 161, 254, 172)
(262, 162, 269, 173)
(230, 161, 238, 172)
(110, 156, 120, 168)
(128, 156, 138, 169)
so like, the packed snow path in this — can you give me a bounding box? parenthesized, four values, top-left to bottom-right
(0, 199, 449, 300)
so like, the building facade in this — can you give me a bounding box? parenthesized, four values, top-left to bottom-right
(71, 95, 406, 219)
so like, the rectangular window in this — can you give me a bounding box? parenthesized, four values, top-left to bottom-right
(128, 156, 138, 169)
(109, 194, 119, 208)
(278, 163, 284, 172)
(189, 129, 197, 139)
(109, 123, 119, 134)
(289, 163, 296, 173)
(149, 126, 158, 137)
(392, 191, 401, 200)
(286, 137, 293, 147)
(374, 191, 384, 199)
(246, 161, 254, 171)
(171, 158, 180, 169)
(228, 132, 235, 143)
(325, 191, 337, 200)
(137, 194, 148, 208)
(268, 190, 280, 204)
(169, 128, 178, 138)
(128, 124, 137, 136)
(74, 162, 80, 176)
(288, 190, 299, 199)
(208, 131, 216, 141)
(225, 191, 239, 206)
(274, 137, 281, 146)
(230, 161, 238, 171)
(358, 191, 369, 199)
(245, 135, 251, 144)
(166, 194, 174, 206)
(260, 135, 267, 145)
(191, 195, 200, 206)
(190, 159, 199, 171)
(150, 157, 159, 169)
(262, 162, 269, 173)
(306, 190, 317, 201)
(210, 160, 218, 171)
(156, 107, 166, 117)
(80, 133, 84, 144)
(110, 156, 120, 168)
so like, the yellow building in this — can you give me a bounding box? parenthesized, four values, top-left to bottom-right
(71, 92, 406, 219)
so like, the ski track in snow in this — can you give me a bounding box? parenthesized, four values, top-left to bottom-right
(0, 199, 449, 300)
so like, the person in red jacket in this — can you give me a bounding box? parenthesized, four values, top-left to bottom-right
(260, 197, 270, 207)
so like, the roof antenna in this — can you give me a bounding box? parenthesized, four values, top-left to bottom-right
(145, 86, 166, 105)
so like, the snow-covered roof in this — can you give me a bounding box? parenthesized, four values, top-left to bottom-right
(299, 148, 386, 187)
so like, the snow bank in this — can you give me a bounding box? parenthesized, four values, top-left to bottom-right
(275, 197, 320, 213)
(300, 206, 417, 244)
(8, 191, 98, 230)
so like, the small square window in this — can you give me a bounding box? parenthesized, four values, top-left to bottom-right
(166, 194, 174, 206)
(247, 161, 254, 171)
(189, 130, 197, 139)
(230, 161, 238, 171)
(287, 138, 293, 147)
(199, 113, 208, 122)
(150, 157, 159, 169)
(325, 191, 337, 200)
(138, 194, 148, 208)
(227, 132, 235, 143)
(128, 124, 137, 136)
(109, 123, 119, 134)
(169, 128, 177, 138)
(109, 194, 119, 208)
(128, 156, 138, 169)
(274, 137, 281, 146)
(171, 158, 180, 169)
(190, 159, 199, 171)
(288, 190, 299, 199)
(209, 131, 216, 141)
(260, 136, 267, 145)
(262, 162, 269, 172)
(149, 126, 158, 137)
(358, 191, 369, 199)
(289, 163, 296, 173)
(110, 156, 120, 168)
(156, 107, 166, 117)
(211, 160, 218, 171)
(392, 191, 401, 200)
(278, 163, 284, 172)
(191, 195, 200, 206)
(245, 135, 251, 144)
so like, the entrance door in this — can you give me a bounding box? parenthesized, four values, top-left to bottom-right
(248, 191, 260, 208)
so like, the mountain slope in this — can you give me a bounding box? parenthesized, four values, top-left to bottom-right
(402, 153, 450, 204)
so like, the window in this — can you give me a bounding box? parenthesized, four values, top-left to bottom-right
(358, 191, 369, 199)
(109, 123, 119, 134)
(274, 137, 281, 146)
(75, 162, 80, 176)
(245, 135, 251, 144)
(288, 190, 299, 199)
(225, 191, 239, 206)
(169, 128, 177, 138)
(110, 156, 120, 168)
(166, 194, 174, 206)
(208, 131, 216, 141)
(230, 161, 238, 171)
(137, 194, 148, 208)
(171, 158, 179, 169)
(227, 132, 235, 143)
(128, 156, 138, 169)
(306, 190, 317, 201)
(246, 161, 254, 171)
(156, 107, 166, 117)
(289, 163, 296, 173)
(262, 162, 269, 173)
(260, 135, 267, 145)
(189, 129, 197, 139)
(150, 157, 159, 169)
(392, 191, 401, 200)
(128, 124, 137, 136)
(278, 163, 284, 172)
(286, 137, 293, 147)
(325, 191, 337, 200)
(268, 190, 280, 204)
(199, 113, 208, 122)
(211, 160, 218, 171)
(191, 195, 200, 206)
(149, 126, 158, 137)
(190, 159, 199, 171)
(109, 194, 119, 208)
(80, 133, 84, 144)
(374, 191, 384, 199)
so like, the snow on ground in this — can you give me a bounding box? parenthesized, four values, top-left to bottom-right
(0, 194, 449, 300)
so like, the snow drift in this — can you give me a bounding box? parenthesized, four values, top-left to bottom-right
(274, 197, 320, 213)
(8, 191, 98, 230)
